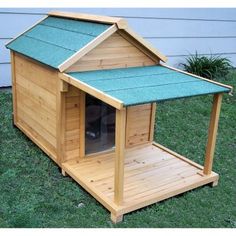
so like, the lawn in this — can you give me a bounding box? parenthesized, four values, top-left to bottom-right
(0, 72, 235, 228)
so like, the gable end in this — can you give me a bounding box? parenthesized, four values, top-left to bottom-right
(66, 31, 157, 72)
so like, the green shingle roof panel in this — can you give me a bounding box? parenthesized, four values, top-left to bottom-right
(68, 65, 230, 106)
(7, 35, 75, 68)
(26, 24, 94, 51)
(41, 17, 110, 36)
(6, 16, 111, 68)
(71, 65, 172, 81)
(107, 80, 228, 105)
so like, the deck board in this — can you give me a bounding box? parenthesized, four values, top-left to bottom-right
(62, 143, 218, 215)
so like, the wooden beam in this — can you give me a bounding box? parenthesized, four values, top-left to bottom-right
(162, 64, 233, 94)
(149, 102, 157, 141)
(110, 213, 123, 223)
(121, 28, 168, 63)
(59, 73, 124, 110)
(48, 11, 127, 26)
(117, 30, 159, 63)
(56, 78, 66, 164)
(114, 108, 126, 205)
(59, 25, 118, 72)
(10, 51, 17, 124)
(203, 93, 223, 175)
(60, 80, 69, 92)
(79, 90, 85, 160)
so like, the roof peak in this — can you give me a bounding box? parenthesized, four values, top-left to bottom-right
(48, 11, 128, 29)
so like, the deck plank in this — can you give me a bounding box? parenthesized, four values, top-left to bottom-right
(62, 143, 218, 216)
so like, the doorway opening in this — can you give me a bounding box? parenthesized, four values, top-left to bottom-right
(85, 94, 116, 155)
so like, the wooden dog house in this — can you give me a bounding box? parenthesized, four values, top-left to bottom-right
(6, 11, 233, 223)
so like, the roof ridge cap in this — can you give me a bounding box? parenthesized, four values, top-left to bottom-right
(48, 11, 127, 28)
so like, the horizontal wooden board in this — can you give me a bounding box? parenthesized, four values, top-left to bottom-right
(66, 32, 156, 72)
(14, 53, 57, 95)
(14, 53, 58, 161)
(126, 104, 152, 147)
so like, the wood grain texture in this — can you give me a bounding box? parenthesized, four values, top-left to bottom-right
(126, 104, 152, 147)
(114, 108, 126, 205)
(14, 53, 58, 159)
(149, 103, 157, 141)
(64, 85, 81, 161)
(79, 90, 85, 160)
(48, 11, 125, 25)
(66, 32, 156, 72)
(203, 93, 223, 175)
(56, 78, 66, 164)
(120, 28, 167, 63)
(62, 143, 218, 220)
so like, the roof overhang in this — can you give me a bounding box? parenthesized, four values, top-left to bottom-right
(59, 65, 232, 110)
(59, 72, 124, 110)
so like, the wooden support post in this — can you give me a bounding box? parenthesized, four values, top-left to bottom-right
(203, 93, 223, 175)
(60, 80, 69, 92)
(10, 51, 17, 125)
(110, 213, 123, 223)
(61, 169, 67, 177)
(149, 102, 157, 141)
(56, 79, 66, 165)
(114, 108, 126, 205)
(79, 90, 85, 160)
(210, 179, 219, 187)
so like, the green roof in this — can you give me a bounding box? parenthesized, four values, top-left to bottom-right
(68, 65, 230, 106)
(6, 16, 111, 68)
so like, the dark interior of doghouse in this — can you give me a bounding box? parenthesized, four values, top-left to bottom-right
(85, 94, 116, 155)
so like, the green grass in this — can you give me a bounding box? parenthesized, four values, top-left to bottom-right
(0, 72, 235, 228)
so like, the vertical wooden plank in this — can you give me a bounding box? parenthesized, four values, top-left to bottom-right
(56, 78, 66, 164)
(10, 51, 17, 124)
(203, 93, 223, 175)
(114, 108, 126, 205)
(79, 90, 85, 160)
(149, 102, 157, 141)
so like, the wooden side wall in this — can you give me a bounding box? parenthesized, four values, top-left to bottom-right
(126, 103, 156, 147)
(13, 53, 58, 160)
(66, 32, 156, 72)
(64, 85, 81, 161)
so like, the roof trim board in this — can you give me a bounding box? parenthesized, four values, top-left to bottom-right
(48, 11, 128, 28)
(119, 28, 168, 63)
(59, 72, 124, 110)
(58, 24, 118, 72)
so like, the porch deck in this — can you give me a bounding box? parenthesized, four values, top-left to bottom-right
(62, 143, 218, 217)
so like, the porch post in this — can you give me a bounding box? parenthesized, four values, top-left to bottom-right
(114, 107, 126, 205)
(79, 90, 85, 160)
(203, 93, 223, 175)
